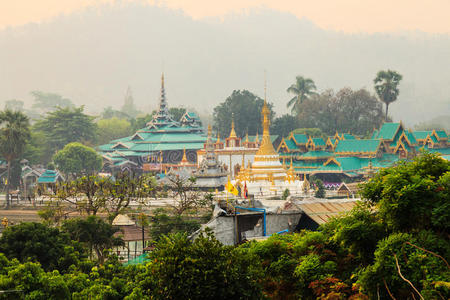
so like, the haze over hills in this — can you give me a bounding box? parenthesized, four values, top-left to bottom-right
(0, 2, 449, 127)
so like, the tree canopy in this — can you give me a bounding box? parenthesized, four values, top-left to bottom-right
(213, 90, 274, 138)
(286, 75, 318, 115)
(97, 117, 132, 145)
(296, 88, 384, 135)
(0, 110, 31, 206)
(34, 106, 98, 152)
(0, 222, 84, 272)
(31, 91, 74, 113)
(270, 114, 301, 137)
(374, 70, 403, 119)
(53, 142, 102, 176)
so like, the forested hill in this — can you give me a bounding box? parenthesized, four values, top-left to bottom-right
(1, 3, 449, 125)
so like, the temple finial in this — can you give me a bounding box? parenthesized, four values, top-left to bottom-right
(207, 124, 212, 137)
(264, 70, 267, 102)
(229, 114, 237, 138)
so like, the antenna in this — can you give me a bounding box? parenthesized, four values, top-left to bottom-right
(264, 70, 267, 100)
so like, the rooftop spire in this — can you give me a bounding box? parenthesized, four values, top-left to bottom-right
(147, 73, 175, 127)
(229, 114, 237, 138)
(180, 148, 189, 165)
(256, 74, 277, 156)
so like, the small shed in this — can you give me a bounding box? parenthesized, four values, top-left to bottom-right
(336, 182, 363, 197)
(112, 214, 151, 262)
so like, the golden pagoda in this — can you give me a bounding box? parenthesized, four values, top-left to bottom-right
(235, 91, 304, 196)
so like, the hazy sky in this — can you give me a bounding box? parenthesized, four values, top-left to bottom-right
(3, 0, 450, 33)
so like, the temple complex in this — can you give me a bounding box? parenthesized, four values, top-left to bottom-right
(197, 119, 281, 178)
(99, 74, 207, 172)
(276, 122, 449, 182)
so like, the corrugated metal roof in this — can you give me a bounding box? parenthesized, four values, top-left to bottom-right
(298, 200, 357, 224)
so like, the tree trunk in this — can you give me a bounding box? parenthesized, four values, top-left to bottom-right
(5, 160, 10, 208)
(385, 103, 389, 120)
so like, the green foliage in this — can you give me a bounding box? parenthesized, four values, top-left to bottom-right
(314, 179, 326, 198)
(31, 90, 74, 113)
(23, 131, 53, 164)
(131, 113, 152, 131)
(150, 208, 201, 241)
(374, 69, 403, 119)
(282, 188, 290, 200)
(34, 106, 98, 153)
(290, 127, 325, 138)
(135, 232, 263, 299)
(9, 159, 22, 189)
(321, 204, 386, 264)
(358, 231, 450, 299)
(4, 99, 24, 111)
(286, 75, 318, 115)
(213, 90, 274, 138)
(296, 88, 384, 135)
(101, 106, 130, 120)
(271, 114, 301, 137)
(361, 152, 450, 232)
(0, 222, 83, 272)
(62, 216, 124, 264)
(0, 109, 31, 206)
(52, 173, 157, 219)
(169, 107, 186, 121)
(53, 142, 102, 176)
(97, 117, 132, 145)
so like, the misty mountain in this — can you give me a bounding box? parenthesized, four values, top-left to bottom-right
(0, 2, 449, 126)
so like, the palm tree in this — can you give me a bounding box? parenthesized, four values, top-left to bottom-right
(374, 70, 403, 120)
(286, 76, 318, 115)
(0, 110, 30, 207)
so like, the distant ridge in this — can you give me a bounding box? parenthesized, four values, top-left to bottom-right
(0, 3, 449, 125)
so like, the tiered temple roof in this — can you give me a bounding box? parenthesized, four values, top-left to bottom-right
(99, 74, 207, 171)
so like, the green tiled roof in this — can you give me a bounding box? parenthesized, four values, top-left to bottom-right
(299, 151, 333, 158)
(435, 130, 448, 139)
(376, 123, 400, 140)
(291, 134, 308, 144)
(283, 139, 299, 151)
(130, 142, 205, 152)
(312, 137, 325, 146)
(38, 170, 63, 184)
(413, 131, 432, 140)
(441, 155, 450, 161)
(292, 160, 323, 172)
(342, 133, 355, 140)
(405, 131, 417, 145)
(335, 139, 380, 154)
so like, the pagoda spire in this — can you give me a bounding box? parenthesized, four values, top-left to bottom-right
(229, 115, 237, 138)
(180, 148, 189, 165)
(256, 95, 277, 156)
(147, 73, 174, 127)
